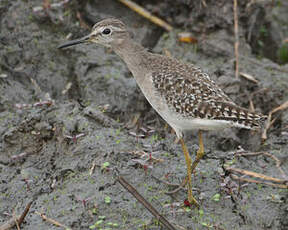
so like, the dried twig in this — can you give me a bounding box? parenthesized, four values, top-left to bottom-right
(230, 174, 287, 189)
(262, 100, 288, 141)
(225, 167, 287, 184)
(117, 0, 173, 31)
(33, 0, 70, 12)
(17, 201, 32, 227)
(129, 150, 164, 163)
(249, 98, 255, 112)
(271, 100, 288, 114)
(35, 211, 70, 229)
(61, 82, 72, 95)
(15, 100, 53, 110)
(226, 150, 288, 189)
(0, 201, 32, 230)
(89, 160, 97, 175)
(12, 209, 20, 230)
(165, 177, 188, 195)
(0, 216, 19, 230)
(64, 133, 85, 143)
(249, 88, 268, 112)
(11, 144, 43, 161)
(11, 152, 31, 160)
(200, 0, 207, 8)
(239, 72, 259, 84)
(116, 175, 177, 230)
(236, 151, 288, 181)
(233, 0, 239, 78)
(151, 174, 181, 187)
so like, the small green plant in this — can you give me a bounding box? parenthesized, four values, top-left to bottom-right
(89, 219, 103, 229)
(115, 128, 121, 135)
(104, 196, 111, 204)
(107, 222, 119, 227)
(101, 162, 110, 171)
(201, 222, 212, 228)
(199, 209, 204, 218)
(91, 208, 98, 215)
(224, 158, 236, 167)
(211, 193, 220, 202)
(89, 216, 119, 229)
(185, 207, 191, 212)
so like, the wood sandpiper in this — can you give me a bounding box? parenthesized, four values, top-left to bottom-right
(58, 18, 265, 206)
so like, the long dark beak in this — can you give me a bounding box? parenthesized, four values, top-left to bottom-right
(57, 34, 91, 49)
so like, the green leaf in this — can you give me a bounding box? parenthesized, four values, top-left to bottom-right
(102, 162, 110, 169)
(95, 220, 103, 226)
(199, 209, 204, 217)
(104, 196, 111, 204)
(211, 193, 220, 202)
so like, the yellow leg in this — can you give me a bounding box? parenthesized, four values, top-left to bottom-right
(180, 138, 199, 207)
(191, 130, 205, 173)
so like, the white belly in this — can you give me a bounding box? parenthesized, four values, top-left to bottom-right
(135, 74, 234, 138)
(167, 116, 232, 131)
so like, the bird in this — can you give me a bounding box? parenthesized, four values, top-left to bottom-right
(58, 18, 265, 206)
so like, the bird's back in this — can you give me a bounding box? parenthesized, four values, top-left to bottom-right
(141, 53, 265, 130)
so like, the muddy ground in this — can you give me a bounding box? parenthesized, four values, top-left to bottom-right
(0, 0, 288, 229)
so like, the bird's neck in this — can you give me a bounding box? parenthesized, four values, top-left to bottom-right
(112, 38, 149, 76)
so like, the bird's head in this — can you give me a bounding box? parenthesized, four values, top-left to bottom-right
(58, 18, 129, 49)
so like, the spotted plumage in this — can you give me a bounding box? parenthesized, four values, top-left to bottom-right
(145, 54, 264, 130)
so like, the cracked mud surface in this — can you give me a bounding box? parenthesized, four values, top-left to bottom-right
(0, 0, 288, 229)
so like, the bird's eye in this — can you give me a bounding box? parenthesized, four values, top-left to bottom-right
(102, 28, 111, 35)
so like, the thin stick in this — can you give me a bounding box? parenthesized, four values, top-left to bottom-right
(0, 201, 32, 230)
(89, 160, 97, 175)
(17, 201, 32, 227)
(116, 176, 177, 230)
(0, 217, 20, 230)
(239, 72, 259, 84)
(117, 0, 173, 31)
(271, 100, 288, 114)
(35, 211, 70, 229)
(262, 112, 271, 141)
(230, 174, 288, 189)
(12, 209, 20, 230)
(262, 100, 288, 141)
(165, 177, 188, 195)
(225, 167, 287, 184)
(151, 175, 180, 187)
(236, 151, 288, 180)
(233, 0, 239, 78)
(249, 98, 255, 112)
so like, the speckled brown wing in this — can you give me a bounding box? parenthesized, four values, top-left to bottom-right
(151, 57, 265, 129)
